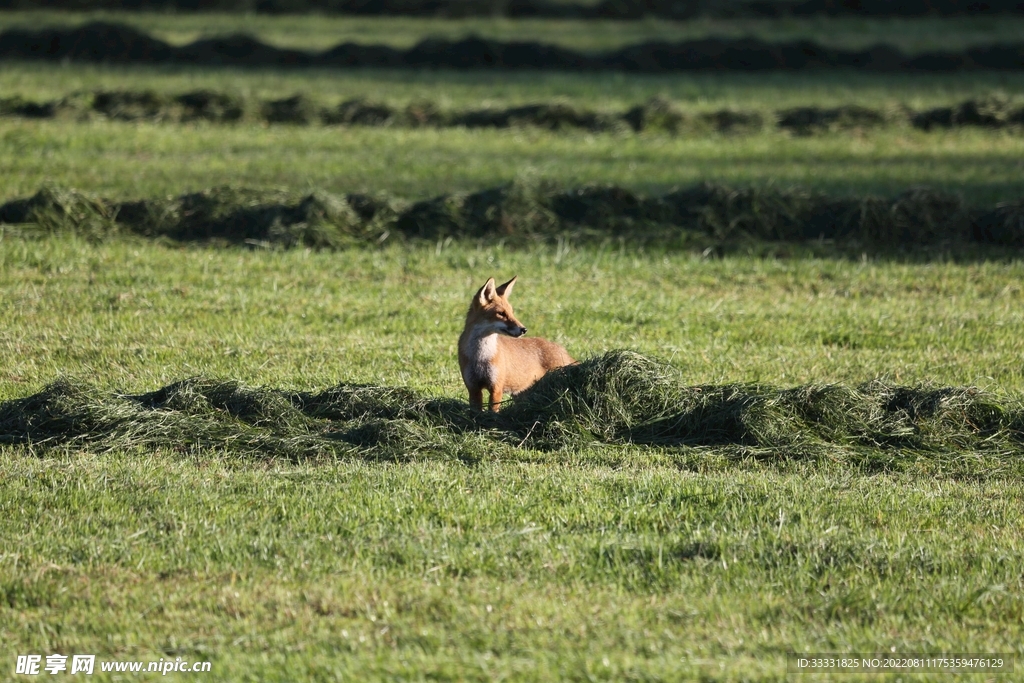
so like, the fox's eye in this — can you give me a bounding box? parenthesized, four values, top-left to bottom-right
(496, 313, 506, 319)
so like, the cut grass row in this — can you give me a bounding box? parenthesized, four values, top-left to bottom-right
(4, 181, 1024, 255)
(4, 21, 1024, 74)
(0, 11, 1021, 53)
(4, 353, 1023, 478)
(4, 62, 1024, 111)
(5, 88, 1024, 136)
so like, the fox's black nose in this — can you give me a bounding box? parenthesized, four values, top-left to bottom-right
(520, 327, 528, 335)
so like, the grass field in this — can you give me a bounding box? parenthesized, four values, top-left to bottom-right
(3, 453, 1022, 681)
(4, 237, 1024, 398)
(2, 238, 1024, 681)
(2, 62, 1024, 205)
(3, 9, 1024, 683)
(2, 98, 1024, 206)
(3, 119, 1024, 204)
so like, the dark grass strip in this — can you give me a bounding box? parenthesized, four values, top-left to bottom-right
(2, 22, 1024, 71)
(4, 90, 1022, 133)
(6, 0, 1024, 18)
(3, 182, 1024, 252)
(2, 352, 1023, 476)
(7, 0, 1024, 18)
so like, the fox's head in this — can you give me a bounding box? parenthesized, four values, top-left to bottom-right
(467, 276, 527, 338)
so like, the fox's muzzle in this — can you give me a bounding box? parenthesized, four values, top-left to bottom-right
(507, 326, 527, 337)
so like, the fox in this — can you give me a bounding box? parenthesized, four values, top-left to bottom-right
(458, 275, 574, 412)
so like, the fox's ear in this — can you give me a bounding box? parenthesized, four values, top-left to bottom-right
(495, 275, 518, 298)
(478, 277, 497, 305)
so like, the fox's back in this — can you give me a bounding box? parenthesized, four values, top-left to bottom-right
(494, 335, 574, 394)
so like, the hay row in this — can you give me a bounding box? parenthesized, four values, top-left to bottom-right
(4, 90, 1022, 133)
(2, 182, 1023, 251)
(2, 352, 1022, 475)
(6, 0, 1022, 19)
(2, 22, 1024, 72)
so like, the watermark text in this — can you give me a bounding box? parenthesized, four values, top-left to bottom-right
(15, 654, 211, 676)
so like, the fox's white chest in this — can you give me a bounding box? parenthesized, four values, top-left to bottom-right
(460, 332, 499, 388)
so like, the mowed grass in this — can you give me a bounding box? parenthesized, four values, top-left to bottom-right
(2, 238, 1024, 680)
(4, 14, 1024, 677)
(3, 61, 1024, 205)
(5, 264, 1019, 676)
(2, 175, 1023, 673)
(4, 61, 1024, 111)
(2, 118, 1024, 203)
(3, 454, 1022, 682)
(1, 11, 1023, 52)
(3, 238, 1024, 399)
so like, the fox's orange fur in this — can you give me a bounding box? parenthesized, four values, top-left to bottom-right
(458, 276, 574, 412)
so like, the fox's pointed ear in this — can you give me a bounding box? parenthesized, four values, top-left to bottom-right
(478, 277, 497, 305)
(495, 275, 518, 298)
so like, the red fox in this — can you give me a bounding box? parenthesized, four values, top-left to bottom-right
(458, 276, 574, 412)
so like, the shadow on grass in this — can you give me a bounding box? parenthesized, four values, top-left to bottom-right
(4, 22, 1024, 72)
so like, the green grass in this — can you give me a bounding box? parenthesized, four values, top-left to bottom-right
(2, 119, 1024, 203)
(3, 61, 1024, 206)
(3, 238, 1024, 401)
(5, 243, 1022, 680)
(4, 13, 1024, 678)
(4, 62, 1024, 110)
(3, 453, 1022, 681)
(1, 10, 1022, 52)
(4, 171, 1024, 683)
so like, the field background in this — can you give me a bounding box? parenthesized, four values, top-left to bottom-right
(2, 9, 1024, 683)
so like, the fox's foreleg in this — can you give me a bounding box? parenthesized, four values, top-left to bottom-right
(488, 386, 504, 413)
